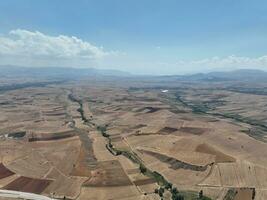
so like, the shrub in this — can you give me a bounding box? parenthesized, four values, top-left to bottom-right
(139, 164, 147, 173)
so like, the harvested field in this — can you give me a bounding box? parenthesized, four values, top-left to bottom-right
(234, 188, 254, 200)
(223, 188, 254, 200)
(126, 168, 140, 175)
(201, 161, 267, 188)
(44, 168, 87, 199)
(3, 176, 52, 194)
(83, 160, 132, 187)
(132, 124, 147, 129)
(71, 130, 97, 177)
(76, 130, 97, 166)
(78, 185, 140, 200)
(133, 178, 156, 186)
(3, 76, 267, 200)
(158, 127, 178, 134)
(28, 130, 76, 142)
(71, 147, 94, 177)
(0, 164, 14, 179)
(178, 127, 208, 135)
(110, 135, 123, 142)
(254, 189, 267, 200)
(196, 143, 236, 163)
(139, 149, 210, 171)
(6, 150, 51, 178)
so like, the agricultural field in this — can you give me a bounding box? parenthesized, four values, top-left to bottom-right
(0, 77, 267, 200)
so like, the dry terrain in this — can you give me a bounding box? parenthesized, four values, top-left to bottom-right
(0, 77, 267, 200)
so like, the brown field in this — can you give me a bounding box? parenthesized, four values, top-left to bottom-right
(28, 130, 76, 142)
(0, 164, 14, 179)
(71, 147, 94, 177)
(1, 77, 267, 200)
(83, 160, 132, 187)
(3, 176, 52, 194)
(234, 188, 254, 200)
(133, 178, 157, 186)
(195, 143, 236, 163)
(158, 127, 178, 134)
(178, 127, 209, 135)
(139, 149, 210, 171)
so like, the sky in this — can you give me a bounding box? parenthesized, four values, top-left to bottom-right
(0, 0, 267, 75)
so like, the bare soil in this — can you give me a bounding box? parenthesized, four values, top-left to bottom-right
(196, 143, 236, 163)
(3, 176, 52, 194)
(0, 164, 14, 179)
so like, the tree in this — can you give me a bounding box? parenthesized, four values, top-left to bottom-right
(159, 187, 165, 194)
(172, 187, 178, 194)
(199, 190, 203, 199)
(171, 187, 179, 200)
(252, 188, 256, 200)
(159, 191, 163, 197)
(176, 194, 184, 200)
(165, 182, 173, 190)
(116, 150, 122, 155)
(139, 164, 147, 173)
(158, 187, 165, 197)
(172, 194, 184, 200)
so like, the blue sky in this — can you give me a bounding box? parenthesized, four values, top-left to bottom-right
(0, 0, 267, 74)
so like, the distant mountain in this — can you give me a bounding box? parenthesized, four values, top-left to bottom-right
(0, 66, 131, 78)
(1, 66, 266, 82)
(175, 69, 267, 82)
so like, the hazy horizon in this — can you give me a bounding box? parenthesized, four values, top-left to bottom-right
(1, 65, 267, 76)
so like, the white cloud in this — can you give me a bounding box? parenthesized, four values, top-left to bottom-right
(0, 29, 267, 74)
(173, 55, 267, 74)
(113, 55, 267, 75)
(0, 29, 111, 67)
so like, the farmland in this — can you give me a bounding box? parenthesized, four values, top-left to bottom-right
(0, 76, 267, 200)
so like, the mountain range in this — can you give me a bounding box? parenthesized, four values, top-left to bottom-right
(1, 66, 267, 82)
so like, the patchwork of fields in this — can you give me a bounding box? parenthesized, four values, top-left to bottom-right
(0, 78, 267, 200)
